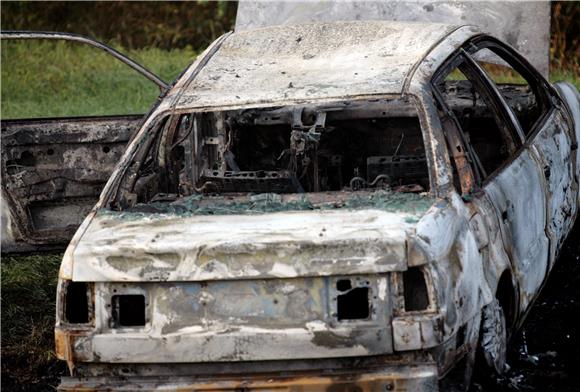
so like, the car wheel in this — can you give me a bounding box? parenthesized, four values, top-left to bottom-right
(472, 298, 508, 389)
(479, 298, 508, 373)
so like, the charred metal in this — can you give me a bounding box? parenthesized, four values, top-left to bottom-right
(1, 116, 141, 251)
(1, 21, 579, 392)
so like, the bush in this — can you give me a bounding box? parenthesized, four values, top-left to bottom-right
(1, 1, 237, 52)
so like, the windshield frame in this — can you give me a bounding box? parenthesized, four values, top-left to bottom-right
(102, 93, 442, 210)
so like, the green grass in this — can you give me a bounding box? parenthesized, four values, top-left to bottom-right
(551, 68, 580, 90)
(447, 65, 579, 90)
(1, 40, 197, 119)
(1, 253, 65, 391)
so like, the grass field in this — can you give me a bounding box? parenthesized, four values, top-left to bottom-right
(1, 41, 197, 119)
(1, 253, 65, 391)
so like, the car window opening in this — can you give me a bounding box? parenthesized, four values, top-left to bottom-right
(471, 47, 547, 136)
(437, 64, 521, 184)
(119, 98, 430, 210)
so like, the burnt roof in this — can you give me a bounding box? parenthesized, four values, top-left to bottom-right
(172, 21, 465, 110)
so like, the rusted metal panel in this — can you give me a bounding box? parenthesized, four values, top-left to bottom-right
(57, 362, 439, 391)
(68, 276, 394, 362)
(1, 116, 141, 251)
(235, 0, 550, 77)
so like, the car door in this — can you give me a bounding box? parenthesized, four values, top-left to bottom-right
(465, 37, 577, 273)
(1, 32, 169, 252)
(432, 44, 550, 316)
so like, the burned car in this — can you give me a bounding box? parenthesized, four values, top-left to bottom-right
(3, 21, 580, 391)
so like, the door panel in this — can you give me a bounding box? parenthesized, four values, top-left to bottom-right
(1, 31, 168, 253)
(1, 115, 142, 252)
(531, 110, 578, 267)
(483, 149, 549, 312)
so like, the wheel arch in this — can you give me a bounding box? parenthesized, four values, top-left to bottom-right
(495, 268, 518, 331)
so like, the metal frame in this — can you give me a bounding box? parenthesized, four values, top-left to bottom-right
(0, 31, 169, 92)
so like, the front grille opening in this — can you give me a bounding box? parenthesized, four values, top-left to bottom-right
(403, 268, 429, 311)
(112, 295, 146, 327)
(65, 282, 90, 324)
(337, 287, 369, 320)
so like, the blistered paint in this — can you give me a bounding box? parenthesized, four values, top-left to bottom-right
(532, 110, 577, 268)
(71, 207, 425, 282)
(554, 82, 580, 208)
(484, 149, 549, 311)
(47, 19, 580, 392)
(175, 21, 459, 111)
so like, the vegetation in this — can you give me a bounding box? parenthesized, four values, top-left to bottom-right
(550, 2, 579, 73)
(1, 254, 65, 391)
(1, 41, 196, 119)
(0, 1, 238, 52)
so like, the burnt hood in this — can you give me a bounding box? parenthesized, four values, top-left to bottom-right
(69, 203, 433, 282)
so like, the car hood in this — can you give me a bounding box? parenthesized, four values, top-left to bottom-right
(70, 192, 434, 282)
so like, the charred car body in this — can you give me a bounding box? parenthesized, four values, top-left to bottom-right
(2, 21, 580, 391)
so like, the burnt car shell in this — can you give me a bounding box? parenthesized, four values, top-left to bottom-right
(46, 21, 580, 391)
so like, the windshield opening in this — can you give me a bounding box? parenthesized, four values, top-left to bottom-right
(114, 97, 430, 210)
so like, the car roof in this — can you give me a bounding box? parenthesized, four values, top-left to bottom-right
(171, 20, 467, 111)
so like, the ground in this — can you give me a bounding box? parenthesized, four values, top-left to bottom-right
(485, 223, 580, 392)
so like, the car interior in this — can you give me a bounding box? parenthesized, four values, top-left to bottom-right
(123, 98, 431, 207)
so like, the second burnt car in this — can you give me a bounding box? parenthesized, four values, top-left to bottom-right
(3, 21, 580, 391)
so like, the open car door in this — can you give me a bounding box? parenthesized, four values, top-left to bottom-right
(1, 31, 169, 253)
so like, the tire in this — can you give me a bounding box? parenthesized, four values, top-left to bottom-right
(473, 298, 508, 388)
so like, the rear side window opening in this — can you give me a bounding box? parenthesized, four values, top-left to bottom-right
(469, 44, 551, 136)
(430, 37, 553, 197)
(113, 97, 431, 210)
